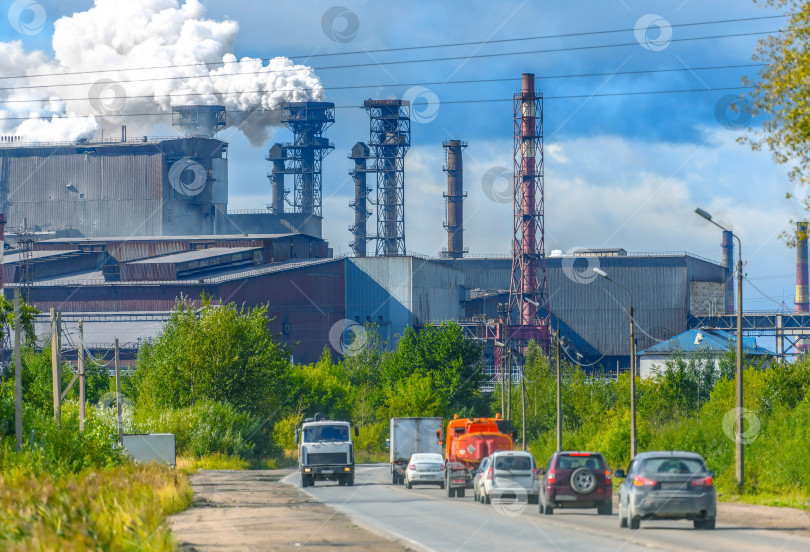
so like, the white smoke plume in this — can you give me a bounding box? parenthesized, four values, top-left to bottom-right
(0, 0, 325, 145)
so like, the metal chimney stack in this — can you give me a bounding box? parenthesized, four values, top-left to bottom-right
(509, 72, 549, 333)
(349, 142, 371, 257)
(266, 144, 287, 214)
(722, 230, 735, 313)
(443, 140, 468, 259)
(797, 222, 809, 313)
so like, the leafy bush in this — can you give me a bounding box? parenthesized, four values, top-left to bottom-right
(133, 400, 271, 458)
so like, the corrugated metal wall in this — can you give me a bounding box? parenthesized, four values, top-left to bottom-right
(0, 138, 228, 238)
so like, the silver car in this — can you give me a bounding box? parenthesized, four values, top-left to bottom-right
(476, 450, 539, 504)
(404, 453, 445, 489)
(616, 451, 717, 530)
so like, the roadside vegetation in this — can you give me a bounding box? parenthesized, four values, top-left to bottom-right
(507, 343, 810, 508)
(3, 294, 808, 550)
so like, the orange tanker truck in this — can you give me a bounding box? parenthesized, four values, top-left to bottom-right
(439, 414, 515, 498)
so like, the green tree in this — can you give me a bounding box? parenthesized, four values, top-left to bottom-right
(384, 322, 488, 418)
(0, 296, 39, 345)
(132, 298, 291, 418)
(743, 1, 810, 188)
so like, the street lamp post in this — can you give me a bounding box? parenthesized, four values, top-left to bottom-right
(695, 207, 744, 489)
(594, 267, 637, 458)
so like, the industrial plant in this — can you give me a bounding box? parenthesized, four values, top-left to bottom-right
(1, 73, 806, 378)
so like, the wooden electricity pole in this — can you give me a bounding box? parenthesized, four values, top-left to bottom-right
(50, 308, 61, 426)
(115, 338, 122, 442)
(14, 289, 22, 452)
(78, 319, 85, 432)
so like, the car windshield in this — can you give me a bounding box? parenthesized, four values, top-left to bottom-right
(640, 457, 706, 475)
(556, 455, 605, 470)
(495, 456, 532, 470)
(303, 424, 349, 442)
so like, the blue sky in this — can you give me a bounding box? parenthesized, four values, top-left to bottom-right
(2, 0, 804, 316)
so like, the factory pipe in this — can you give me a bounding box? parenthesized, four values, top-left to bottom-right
(797, 222, 809, 313)
(520, 73, 537, 325)
(267, 144, 286, 214)
(722, 230, 734, 313)
(349, 142, 370, 257)
(443, 140, 467, 259)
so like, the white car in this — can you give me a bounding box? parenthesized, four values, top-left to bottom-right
(477, 450, 539, 504)
(404, 453, 445, 489)
(472, 456, 493, 502)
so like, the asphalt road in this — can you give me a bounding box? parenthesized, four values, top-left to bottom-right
(284, 463, 810, 552)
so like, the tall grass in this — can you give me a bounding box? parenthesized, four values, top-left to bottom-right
(0, 463, 191, 551)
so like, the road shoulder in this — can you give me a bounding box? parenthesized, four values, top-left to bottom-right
(169, 469, 409, 551)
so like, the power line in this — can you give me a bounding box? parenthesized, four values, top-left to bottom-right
(0, 13, 788, 83)
(0, 85, 753, 123)
(0, 63, 764, 105)
(0, 29, 779, 92)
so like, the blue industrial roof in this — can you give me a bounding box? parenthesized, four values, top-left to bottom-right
(637, 328, 773, 356)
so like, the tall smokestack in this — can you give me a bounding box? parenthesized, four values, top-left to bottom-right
(722, 230, 734, 313)
(267, 144, 287, 214)
(443, 140, 468, 259)
(349, 142, 370, 257)
(797, 222, 809, 313)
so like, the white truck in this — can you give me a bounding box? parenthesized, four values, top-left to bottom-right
(389, 417, 443, 485)
(296, 415, 358, 487)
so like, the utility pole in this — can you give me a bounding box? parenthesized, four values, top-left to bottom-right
(50, 308, 61, 426)
(14, 288, 22, 452)
(521, 362, 527, 451)
(78, 319, 85, 432)
(556, 317, 562, 452)
(506, 348, 512, 422)
(115, 338, 123, 442)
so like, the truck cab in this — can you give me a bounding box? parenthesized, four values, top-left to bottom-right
(296, 415, 358, 487)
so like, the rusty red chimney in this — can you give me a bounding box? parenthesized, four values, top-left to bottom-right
(443, 140, 467, 259)
(797, 222, 809, 313)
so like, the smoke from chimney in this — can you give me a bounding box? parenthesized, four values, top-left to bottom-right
(0, 0, 324, 145)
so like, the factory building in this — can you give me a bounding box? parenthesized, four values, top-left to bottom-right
(6, 234, 727, 367)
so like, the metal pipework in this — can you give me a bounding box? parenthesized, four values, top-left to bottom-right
(443, 140, 467, 259)
(722, 230, 734, 313)
(267, 143, 286, 214)
(797, 222, 809, 313)
(349, 142, 371, 257)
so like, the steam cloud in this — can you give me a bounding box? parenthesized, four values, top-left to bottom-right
(0, 0, 325, 145)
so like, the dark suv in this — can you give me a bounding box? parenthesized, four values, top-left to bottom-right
(539, 451, 612, 515)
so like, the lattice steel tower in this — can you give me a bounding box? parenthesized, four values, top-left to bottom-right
(508, 73, 549, 350)
(363, 100, 410, 256)
(280, 102, 335, 216)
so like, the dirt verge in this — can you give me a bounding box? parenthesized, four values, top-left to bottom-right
(169, 469, 409, 551)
